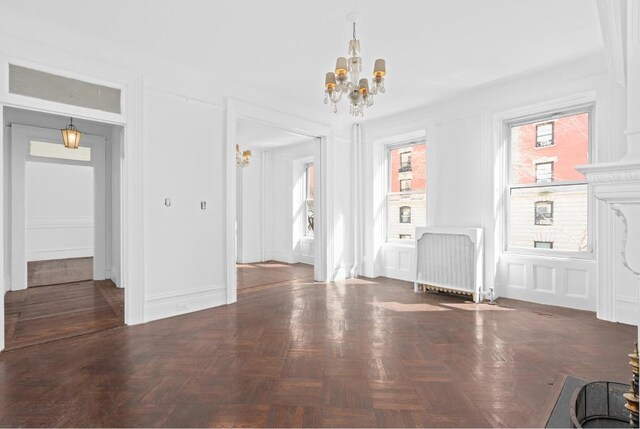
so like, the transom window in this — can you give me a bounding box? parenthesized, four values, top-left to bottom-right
(387, 141, 426, 242)
(507, 110, 590, 253)
(30, 140, 91, 162)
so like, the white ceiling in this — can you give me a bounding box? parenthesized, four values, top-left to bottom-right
(237, 118, 315, 150)
(0, 0, 603, 121)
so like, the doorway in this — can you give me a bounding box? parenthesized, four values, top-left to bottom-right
(235, 118, 318, 291)
(3, 108, 123, 350)
(227, 100, 334, 302)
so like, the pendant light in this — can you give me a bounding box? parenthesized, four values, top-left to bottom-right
(61, 117, 82, 149)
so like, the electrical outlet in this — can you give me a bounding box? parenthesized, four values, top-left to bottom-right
(176, 303, 188, 311)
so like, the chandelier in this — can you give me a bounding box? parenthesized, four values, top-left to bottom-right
(324, 21, 386, 117)
(236, 144, 251, 167)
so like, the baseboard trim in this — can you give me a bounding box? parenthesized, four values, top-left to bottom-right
(145, 284, 227, 322)
(238, 252, 263, 264)
(27, 247, 93, 261)
(267, 250, 294, 264)
(333, 264, 355, 281)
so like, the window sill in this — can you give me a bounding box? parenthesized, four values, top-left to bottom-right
(503, 249, 595, 262)
(383, 242, 416, 249)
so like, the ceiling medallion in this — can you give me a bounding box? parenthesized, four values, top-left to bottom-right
(324, 19, 386, 117)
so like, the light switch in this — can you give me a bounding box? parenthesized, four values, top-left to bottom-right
(201, 201, 207, 210)
(164, 198, 171, 207)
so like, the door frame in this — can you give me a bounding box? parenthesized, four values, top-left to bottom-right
(10, 124, 106, 290)
(0, 49, 144, 351)
(226, 99, 335, 303)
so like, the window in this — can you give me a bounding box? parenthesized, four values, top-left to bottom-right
(399, 206, 411, 223)
(536, 122, 554, 147)
(508, 110, 590, 252)
(29, 140, 91, 162)
(534, 201, 553, 225)
(304, 163, 314, 237)
(534, 241, 553, 249)
(535, 161, 553, 183)
(399, 151, 412, 172)
(387, 142, 426, 242)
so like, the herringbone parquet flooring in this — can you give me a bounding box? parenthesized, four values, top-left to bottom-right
(0, 274, 634, 427)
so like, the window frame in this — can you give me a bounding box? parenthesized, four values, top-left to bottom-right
(399, 178, 411, 191)
(534, 200, 554, 226)
(399, 151, 412, 172)
(385, 139, 426, 244)
(535, 121, 554, 148)
(504, 105, 594, 258)
(535, 161, 554, 183)
(399, 206, 411, 224)
(534, 240, 554, 249)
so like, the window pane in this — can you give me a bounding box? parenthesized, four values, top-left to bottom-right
(306, 164, 314, 199)
(510, 112, 588, 185)
(389, 144, 425, 192)
(387, 142, 426, 242)
(306, 199, 314, 236)
(387, 193, 426, 241)
(30, 140, 91, 162)
(509, 184, 588, 252)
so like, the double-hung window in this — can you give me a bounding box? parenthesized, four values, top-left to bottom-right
(304, 162, 314, 237)
(507, 110, 591, 253)
(386, 141, 426, 242)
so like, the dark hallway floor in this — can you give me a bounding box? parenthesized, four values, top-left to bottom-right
(4, 280, 124, 351)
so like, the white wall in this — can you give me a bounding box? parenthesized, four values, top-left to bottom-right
(236, 150, 264, 263)
(26, 162, 94, 261)
(264, 140, 315, 264)
(359, 53, 634, 323)
(332, 136, 354, 279)
(143, 90, 226, 321)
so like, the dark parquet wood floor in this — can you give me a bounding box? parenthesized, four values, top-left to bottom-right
(0, 275, 634, 427)
(4, 280, 124, 351)
(28, 257, 94, 287)
(237, 261, 314, 290)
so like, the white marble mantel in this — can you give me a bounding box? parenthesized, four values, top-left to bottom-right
(578, 161, 640, 276)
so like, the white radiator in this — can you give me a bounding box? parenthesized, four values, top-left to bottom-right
(414, 227, 484, 302)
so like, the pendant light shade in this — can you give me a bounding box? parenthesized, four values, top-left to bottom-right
(61, 117, 81, 149)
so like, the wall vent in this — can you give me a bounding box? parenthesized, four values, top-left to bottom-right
(8, 64, 121, 114)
